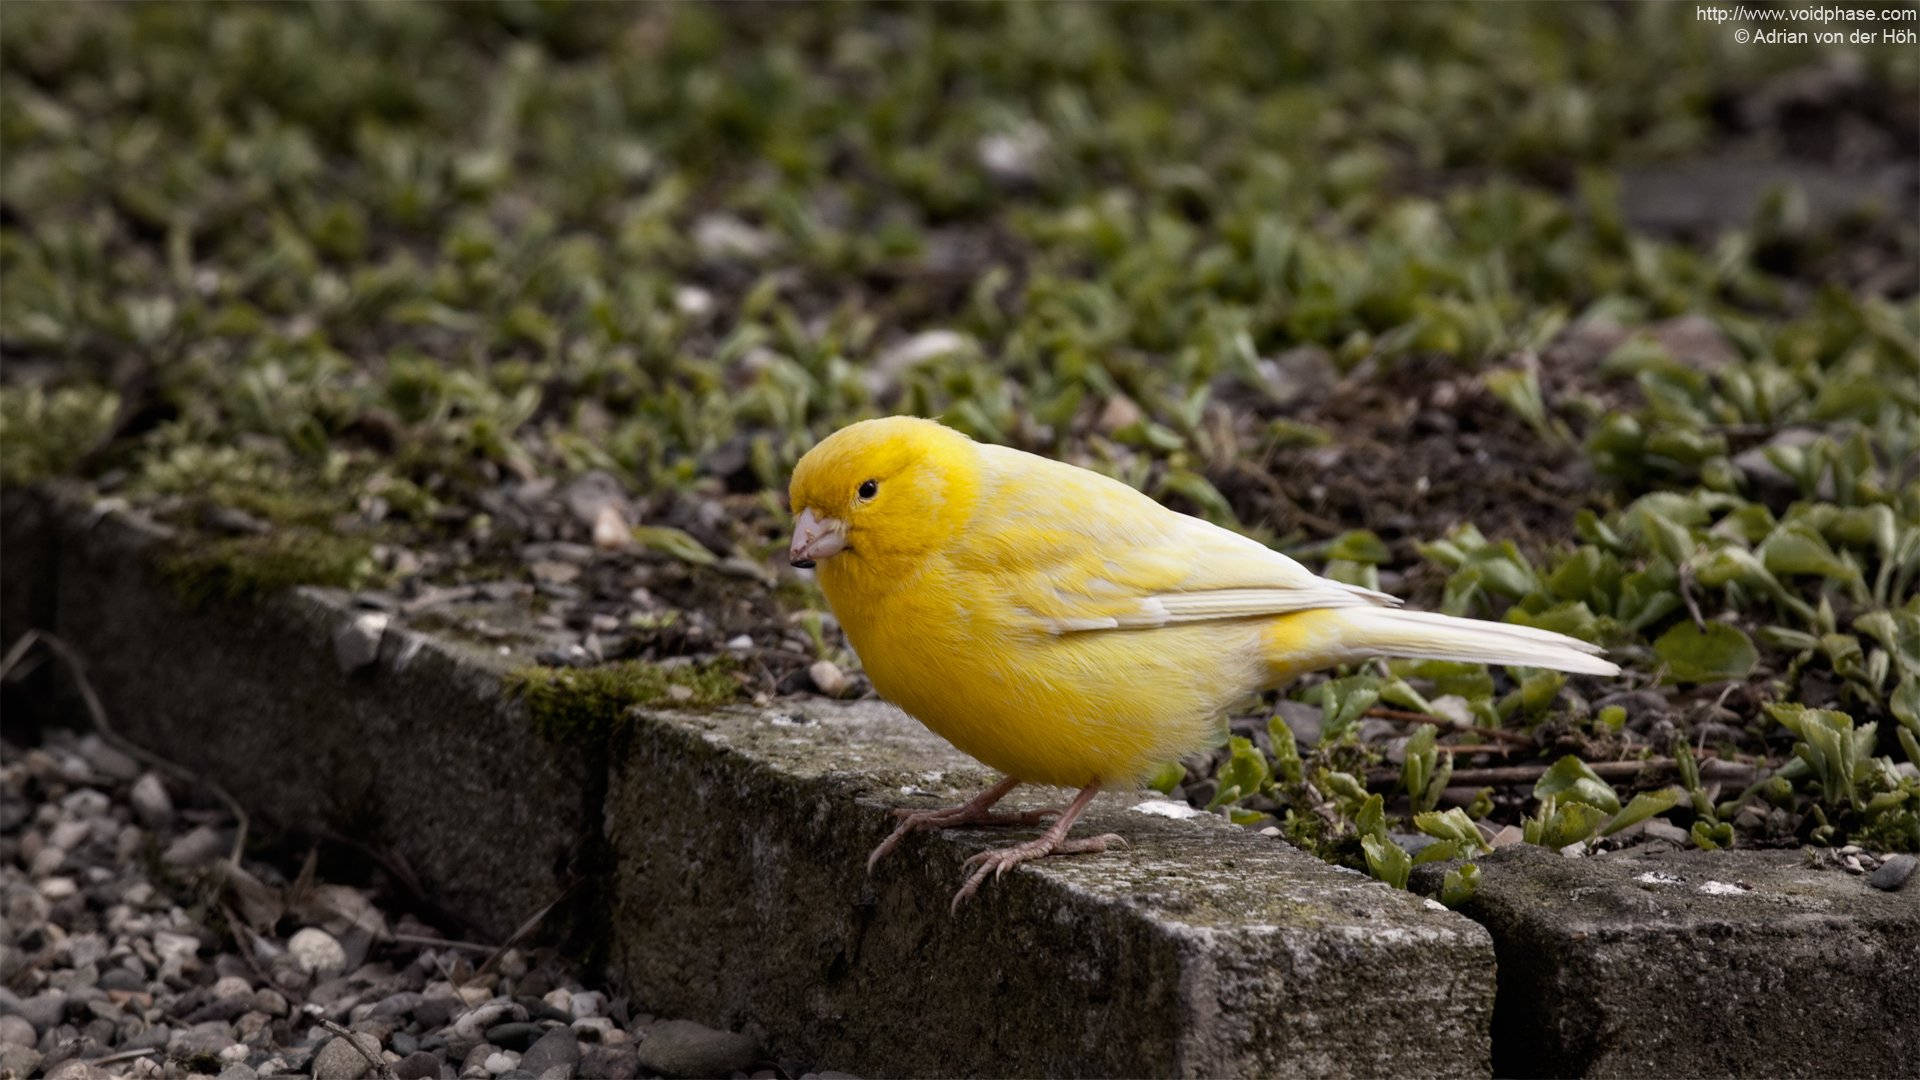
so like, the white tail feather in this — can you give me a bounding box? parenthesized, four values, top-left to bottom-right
(1329, 607, 1619, 676)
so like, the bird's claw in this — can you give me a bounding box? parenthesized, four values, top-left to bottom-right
(948, 832, 1125, 913)
(867, 803, 1065, 874)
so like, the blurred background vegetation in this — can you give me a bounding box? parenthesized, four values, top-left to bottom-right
(4, 2, 1917, 873)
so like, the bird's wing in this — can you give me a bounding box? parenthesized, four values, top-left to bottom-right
(959, 445, 1396, 635)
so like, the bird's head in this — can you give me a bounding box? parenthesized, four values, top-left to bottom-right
(787, 416, 979, 576)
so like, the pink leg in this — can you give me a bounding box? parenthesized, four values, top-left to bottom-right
(949, 781, 1124, 912)
(866, 776, 1065, 872)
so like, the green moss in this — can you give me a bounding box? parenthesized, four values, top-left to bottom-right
(0, 385, 119, 486)
(159, 530, 376, 608)
(510, 658, 747, 743)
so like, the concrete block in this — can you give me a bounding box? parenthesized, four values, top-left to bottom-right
(604, 699, 1496, 1078)
(8, 489, 594, 941)
(1415, 844, 1920, 1078)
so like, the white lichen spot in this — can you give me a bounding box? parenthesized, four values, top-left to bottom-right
(1424, 898, 1449, 912)
(1636, 871, 1685, 886)
(1130, 799, 1206, 820)
(1698, 880, 1750, 895)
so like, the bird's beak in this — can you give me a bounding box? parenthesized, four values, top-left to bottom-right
(789, 508, 847, 569)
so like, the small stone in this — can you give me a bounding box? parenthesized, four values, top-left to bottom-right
(49, 819, 90, 851)
(312, 1032, 383, 1080)
(39, 876, 78, 900)
(288, 928, 347, 977)
(807, 661, 848, 698)
(484, 1022, 542, 1051)
(251, 988, 289, 1017)
(633, 1019, 757, 1079)
(211, 975, 253, 1000)
(333, 612, 390, 674)
(578, 1044, 638, 1080)
(591, 505, 632, 551)
(1866, 853, 1915, 892)
(0, 1014, 37, 1046)
(162, 825, 227, 867)
(412, 995, 459, 1029)
(74, 734, 141, 781)
(43, 1060, 109, 1080)
(451, 1002, 513, 1041)
(217, 1065, 258, 1080)
(484, 1050, 520, 1076)
(0, 1045, 43, 1079)
(528, 561, 580, 586)
(569, 1018, 616, 1043)
(394, 1050, 444, 1080)
(168, 1019, 235, 1066)
(128, 773, 174, 828)
(518, 1028, 579, 1079)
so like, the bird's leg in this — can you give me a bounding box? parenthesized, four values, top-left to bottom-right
(950, 782, 1124, 912)
(866, 776, 1064, 872)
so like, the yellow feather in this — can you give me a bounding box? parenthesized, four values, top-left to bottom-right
(789, 417, 1617, 789)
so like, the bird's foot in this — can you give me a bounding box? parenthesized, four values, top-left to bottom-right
(866, 801, 1063, 872)
(949, 831, 1127, 913)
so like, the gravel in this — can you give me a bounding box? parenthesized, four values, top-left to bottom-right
(1, 728, 817, 1080)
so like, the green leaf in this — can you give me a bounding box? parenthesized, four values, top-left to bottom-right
(1524, 797, 1610, 849)
(1267, 712, 1305, 783)
(1413, 839, 1465, 865)
(1440, 862, 1481, 907)
(1316, 675, 1381, 742)
(631, 525, 719, 566)
(1326, 529, 1391, 564)
(1146, 761, 1185, 794)
(1216, 736, 1270, 804)
(1690, 820, 1734, 850)
(1533, 756, 1621, 814)
(1653, 621, 1757, 683)
(1760, 524, 1858, 582)
(1360, 833, 1411, 890)
(1601, 788, 1682, 836)
(1413, 807, 1490, 852)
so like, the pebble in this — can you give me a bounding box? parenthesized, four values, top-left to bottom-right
(0, 1045, 43, 1078)
(394, 1050, 445, 1080)
(333, 612, 391, 673)
(168, 1019, 236, 1064)
(162, 824, 227, 866)
(16, 991, 65, 1032)
(485, 1050, 521, 1076)
(633, 1019, 758, 1079)
(579, 1044, 640, 1080)
(1867, 853, 1915, 892)
(0, 1014, 37, 1046)
(312, 1032, 383, 1080)
(211, 974, 254, 1000)
(486, 1021, 543, 1050)
(288, 927, 348, 977)
(519, 1028, 580, 1078)
(808, 660, 849, 697)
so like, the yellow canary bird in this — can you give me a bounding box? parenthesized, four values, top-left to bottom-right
(787, 416, 1617, 908)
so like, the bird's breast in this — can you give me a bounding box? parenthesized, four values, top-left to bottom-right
(822, 569, 1264, 787)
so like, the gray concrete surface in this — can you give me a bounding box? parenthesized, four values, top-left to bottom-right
(1413, 844, 1920, 1078)
(605, 699, 1494, 1077)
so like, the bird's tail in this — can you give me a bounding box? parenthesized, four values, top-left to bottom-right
(1269, 607, 1620, 678)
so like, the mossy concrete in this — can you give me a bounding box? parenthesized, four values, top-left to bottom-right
(1, 485, 595, 941)
(1412, 844, 1920, 1078)
(605, 699, 1495, 1078)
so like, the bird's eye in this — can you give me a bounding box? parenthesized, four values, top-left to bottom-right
(857, 479, 878, 500)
